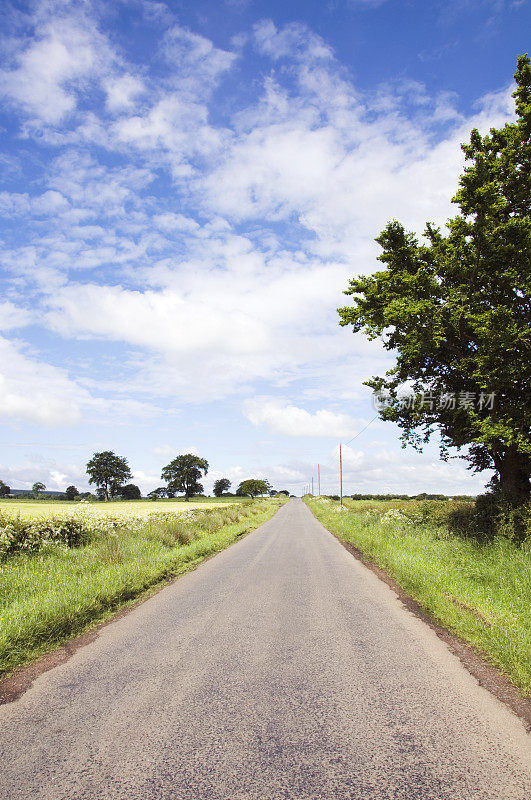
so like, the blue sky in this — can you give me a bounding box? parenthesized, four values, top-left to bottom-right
(0, 0, 528, 496)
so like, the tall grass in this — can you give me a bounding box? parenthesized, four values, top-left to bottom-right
(0, 499, 283, 677)
(307, 497, 531, 695)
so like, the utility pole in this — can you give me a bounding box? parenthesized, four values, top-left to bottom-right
(318, 463, 320, 496)
(311, 477, 314, 496)
(339, 444, 343, 506)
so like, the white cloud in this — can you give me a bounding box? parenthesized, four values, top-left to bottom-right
(0, 302, 33, 331)
(104, 74, 145, 112)
(0, 336, 85, 425)
(46, 284, 271, 355)
(152, 445, 174, 458)
(254, 20, 333, 62)
(0, 10, 114, 124)
(0, 336, 159, 428)
(162, 25, 237, 90)
(244, 398, 368, 438)
(153, 213, 200, 233)
(197, 71, 513, 260)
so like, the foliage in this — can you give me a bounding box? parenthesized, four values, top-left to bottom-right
(120, 483, 141, 500)
(0, 511, 92, 558)
(0, 480, 10, 498)
(237, 478, 270, 498)
(213, 478, 231, 497)
(65, 485, 79, 501)
(86, 451, 132, 501)
(32, 482, 46, 497)
(147, 487, 167, 500)
(448, 495, 531, 545)
(161, 454, 209, 501)
(350, 493, 450, 500)
(338, 55, 531, 505)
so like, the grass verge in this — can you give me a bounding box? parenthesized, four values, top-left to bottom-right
(0, 498, 283, 678)
(306, 497, 530, 695)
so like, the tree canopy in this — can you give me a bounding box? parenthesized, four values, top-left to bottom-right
(0, 480, 10, 498)
(32, 482, 46, 497)
(213, 478, 231, 497)
(86, 451, 132, 501)
(161, 454, 209, 501)
(65, 485, 79, 500)
(338, 55, 531, 504)
(121, 483, 141, 500)
(147, 487, 168, 501)
(237, 479, 270, 498)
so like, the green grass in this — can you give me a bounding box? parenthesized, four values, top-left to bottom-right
(307, 497, 531, 695)
(0, 498, 283, 677)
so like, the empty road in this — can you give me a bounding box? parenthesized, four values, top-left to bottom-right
(0, 499, 529, 799)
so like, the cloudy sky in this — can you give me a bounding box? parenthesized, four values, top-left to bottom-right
(0, 0, 528, 496)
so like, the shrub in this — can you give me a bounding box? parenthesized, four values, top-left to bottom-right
(0, 513, 92, 558)
(448, 494, 531, 545)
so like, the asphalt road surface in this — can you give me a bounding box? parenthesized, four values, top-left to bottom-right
(0, 499, 529, 799)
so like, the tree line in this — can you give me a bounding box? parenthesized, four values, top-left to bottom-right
(0, 452, 277, 502)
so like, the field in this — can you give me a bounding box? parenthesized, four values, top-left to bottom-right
(0, 497, 285, 677)
(307, 497, 531, 695)
(0, 499, 238, 520)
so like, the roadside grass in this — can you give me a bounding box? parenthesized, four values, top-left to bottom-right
(306, 497, 531, 695)
(0, 498, 284, 677)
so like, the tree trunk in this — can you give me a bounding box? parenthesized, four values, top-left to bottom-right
(493, 446, 531, 504)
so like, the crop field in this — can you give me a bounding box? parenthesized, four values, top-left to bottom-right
(0, 499, 238, 521)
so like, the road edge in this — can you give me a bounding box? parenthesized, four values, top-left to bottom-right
(0, 502, 283, 706)
(310, 510, 531, 731)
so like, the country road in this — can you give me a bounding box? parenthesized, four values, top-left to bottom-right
(0, 500, 529, 800)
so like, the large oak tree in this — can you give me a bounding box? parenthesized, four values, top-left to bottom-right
(339, 55, 531, 504)
(161, 454, 209, 501)
(86, 451, 132, 501)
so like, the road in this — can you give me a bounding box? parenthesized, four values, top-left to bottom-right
(0, 499, 529, 799)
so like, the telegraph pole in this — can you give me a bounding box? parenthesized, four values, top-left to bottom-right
(318, 464, 320, 496)
(339, 444, 343, 506)
(311, 477, 314, 496)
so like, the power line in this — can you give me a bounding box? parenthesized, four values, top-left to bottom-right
(343, 414, 379, 446)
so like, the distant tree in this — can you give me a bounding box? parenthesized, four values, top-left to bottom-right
(277, 490, 289, 496)
(213, 478, 231, 497)
(32, 482, 46, 497)
(121, 483, 141, 500)
(161, 454, 209, 501)
(65, 485, 79, 501)
(0, 480, 11, 497)
(264, 479, 274, 496)
(237, 479, 270, 498)
(86, 451, 132, 501)
(147, 487, 167, 501)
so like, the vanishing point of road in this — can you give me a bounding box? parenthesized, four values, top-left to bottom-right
(0, 499, 529, 799)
